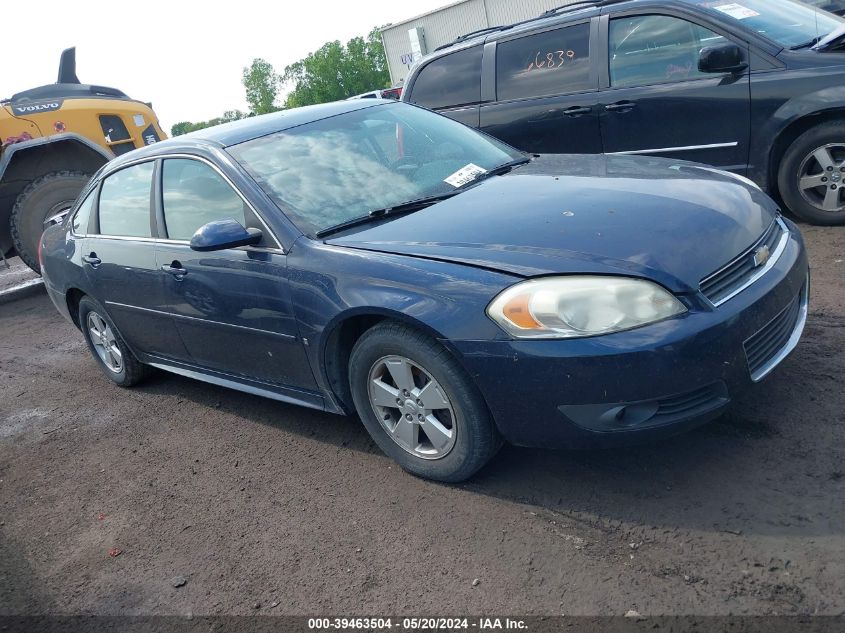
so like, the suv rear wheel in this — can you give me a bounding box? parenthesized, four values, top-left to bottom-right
(778, 122, 845, 225)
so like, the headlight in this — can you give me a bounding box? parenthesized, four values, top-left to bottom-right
(487, 276, 686, 339)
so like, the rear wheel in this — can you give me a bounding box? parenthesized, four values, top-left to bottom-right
(10, 171, 91, 272)
(78, 297, 152, 387)
(349, 322, 502, 482)
(778, 122, 845, 225)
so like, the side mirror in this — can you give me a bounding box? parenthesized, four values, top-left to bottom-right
(698, 43, 748, 74)
(189, 218, 262, 252)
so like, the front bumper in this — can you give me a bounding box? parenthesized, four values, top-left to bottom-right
(450, 221, 809, 448)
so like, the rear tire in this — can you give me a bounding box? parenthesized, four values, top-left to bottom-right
(349, 322, 502, 482)
(10, 171, 92, 273)
(778, 121, 845, 225)
(78, 296, 152, 387)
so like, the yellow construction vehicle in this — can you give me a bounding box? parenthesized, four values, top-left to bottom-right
(1, 48, 166, 272)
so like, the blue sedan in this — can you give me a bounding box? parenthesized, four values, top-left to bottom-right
(39, 100, 809, 482)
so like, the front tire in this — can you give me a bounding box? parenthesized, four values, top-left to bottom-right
(78, 297, 151, 387)
(778, 122, 845, 225)
(349, 322, 501, 482)
(10, 171, 92, 273)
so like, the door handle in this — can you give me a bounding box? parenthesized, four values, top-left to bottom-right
(161, 262, 187, 278)
(82, 254, 101, 267)
(563, 106, 593, 117)
(605, 101, 637, 112)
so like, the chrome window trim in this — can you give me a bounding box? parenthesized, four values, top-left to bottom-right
(73, 234, 157, 243)
(80, 153, 285, 253)
(71, 233, 285, 256)
(747, 277, 809, 383)
(606, 142, 738, 156)
(701, 217, 790, 308)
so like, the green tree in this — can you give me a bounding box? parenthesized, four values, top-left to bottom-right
(282, 27, 391, 108)
(171, 110, 247, 137)
(171, 121, 194, 136)
(243, 58, 281, 115)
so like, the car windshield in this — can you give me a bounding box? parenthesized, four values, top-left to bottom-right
(682, 0, 845, 47)
(228, 102, 524, 236)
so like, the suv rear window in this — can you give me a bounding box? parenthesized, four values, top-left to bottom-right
(496, 23, 592, 101)
(408, 46, 483, 110)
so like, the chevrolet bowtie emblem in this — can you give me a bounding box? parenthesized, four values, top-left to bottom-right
(753, 245, 771, 268)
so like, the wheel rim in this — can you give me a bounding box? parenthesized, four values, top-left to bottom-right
(367, 355, 457, 460)
(87, 312, 123, 374)
(797, 143, 845, 213)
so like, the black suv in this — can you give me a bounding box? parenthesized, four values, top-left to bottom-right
(803, 0, 845, 16)
(401, 0, 845, 225)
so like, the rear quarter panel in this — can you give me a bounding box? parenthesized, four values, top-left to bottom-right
(750, 57, 845, 187)
(40, 224, 91, 325)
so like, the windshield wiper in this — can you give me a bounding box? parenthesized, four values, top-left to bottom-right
(459, 157, 532, 188)
(315, 157, 531, 238)
(791, 36, 823, 50)
(315, 192, 459, 238)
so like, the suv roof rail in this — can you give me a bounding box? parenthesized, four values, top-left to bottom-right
(434, 0, 634, 53)
(434, 25, 515, 51)
(540, 0, 632, 17)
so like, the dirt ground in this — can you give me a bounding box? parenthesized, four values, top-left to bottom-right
(0, 257, 39, 293)
(0, 224, 843, 617)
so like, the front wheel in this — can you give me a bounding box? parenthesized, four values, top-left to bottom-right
(349, 322, 502, 482)
(10, 171, 92, 272)
(778, 122, 845, 225)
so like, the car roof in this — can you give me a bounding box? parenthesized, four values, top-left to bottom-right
(418, 0, 768, 61)
(428, 0, 636, 53)
(105, 99, 388, 170)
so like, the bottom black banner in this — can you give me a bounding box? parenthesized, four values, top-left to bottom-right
(0, 616, 844, 633)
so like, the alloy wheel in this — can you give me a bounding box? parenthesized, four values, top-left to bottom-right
(87, 312, 123, 374)
(798, 144, 845, 213)
(367, 355, 457, 460)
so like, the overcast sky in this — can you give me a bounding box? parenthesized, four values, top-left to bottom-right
(2, 0, 448, 134)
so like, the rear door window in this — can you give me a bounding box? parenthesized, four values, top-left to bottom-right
(408, 46, 483, 109)
(496, 23, 592, 101)
(97, 162, 154, 238)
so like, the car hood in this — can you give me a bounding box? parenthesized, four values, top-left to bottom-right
(325, 154, 778, 293)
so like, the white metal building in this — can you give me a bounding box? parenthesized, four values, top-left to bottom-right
(381, 0, 581, 85)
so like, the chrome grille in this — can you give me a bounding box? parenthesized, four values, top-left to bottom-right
(700, 218, 787, 306)
(744, 281, 808, 382)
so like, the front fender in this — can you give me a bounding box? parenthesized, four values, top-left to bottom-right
(287, 240, 519, 401)
(0, 133, 112, 180)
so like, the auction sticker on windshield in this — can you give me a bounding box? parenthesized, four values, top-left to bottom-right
(712, 3, 760, 19)
(445, 163, 487, 187)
